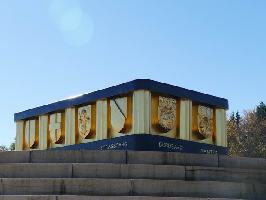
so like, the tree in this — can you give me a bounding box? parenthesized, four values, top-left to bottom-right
(227, 102, 266, 158)
(9, 142, 15, 151)
(9, 138, 16, 151)
(256, 102, 266, 122)
(0, 138, 16, 152)
(227, 111, 242, 156)
(235, 111, 241, 129)
(0, 145, 8, 152)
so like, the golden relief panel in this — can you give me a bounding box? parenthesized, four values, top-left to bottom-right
(24, 119, 39, 149)
(78, 105, 96, 140)
(49, 112, 65, 144)
(151, 95, 179, 135)
(192, 105, 214, 142)
(108, 96, 132, 137)
(158, 96, 176, 132)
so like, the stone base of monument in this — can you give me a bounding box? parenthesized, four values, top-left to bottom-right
(0, 150, 265, 199)
(54, 134, 228, 155)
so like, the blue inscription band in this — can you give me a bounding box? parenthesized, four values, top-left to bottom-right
(54, 134, 228, 155)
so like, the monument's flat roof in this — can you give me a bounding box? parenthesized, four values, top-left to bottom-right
(14, 79, 229, 121)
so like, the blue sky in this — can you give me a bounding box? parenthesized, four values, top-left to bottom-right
(0, 0, 265, 146)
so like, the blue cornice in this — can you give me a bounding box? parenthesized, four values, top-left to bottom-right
(14, 79, 229, 121)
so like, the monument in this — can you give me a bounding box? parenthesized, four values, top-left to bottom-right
(14, 79, 228, 154)
(7, 79, 266, 199)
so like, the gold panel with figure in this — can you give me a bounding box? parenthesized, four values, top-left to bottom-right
(151, 94, 179, 137)
(24, 119, 39, 149)
(49, 112, 65, 144)
(78, 104, 96, 140)
(108, 96, 132, 137)
(192, 104, 214, 143)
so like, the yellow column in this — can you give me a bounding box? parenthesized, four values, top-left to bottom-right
(39, 115, 48, 150)
(216, 109, 227, 147)
(132, 90, 151, 134)
(96, 100, 108, 140)
(180, 99, 192, 140)
(15, 121, 24, 151)
(65, 108, 76, 145)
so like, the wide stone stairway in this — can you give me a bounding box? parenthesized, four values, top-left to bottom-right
(0, 150, 265, 200)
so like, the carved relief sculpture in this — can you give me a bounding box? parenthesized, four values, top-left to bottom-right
(158, 96, 177, 132)
(25, 119, 38, 148)
(109, 96, 132, 137)
(192, 105, 214, 141)
(78, 105, 92, 139)
(49, 113, 64, 144)
(197, 105, 214, 139)
(152, 95, 177, 134)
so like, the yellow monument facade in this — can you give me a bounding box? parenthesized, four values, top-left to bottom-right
(14, 79, 228, 154)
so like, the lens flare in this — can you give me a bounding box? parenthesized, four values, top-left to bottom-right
(50, 0, 94, 46)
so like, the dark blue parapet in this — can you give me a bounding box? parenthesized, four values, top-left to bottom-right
(14, 79, 229, 121)
(53, 134, 228, 155)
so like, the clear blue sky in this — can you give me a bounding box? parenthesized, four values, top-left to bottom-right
(0, 0, 265, 146)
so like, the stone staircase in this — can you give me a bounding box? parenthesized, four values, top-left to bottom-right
(0, 150, 265, 199)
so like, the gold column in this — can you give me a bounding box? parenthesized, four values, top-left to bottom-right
(96, 100, 108, 140)
(39, 115, 48, 150)
(132, 90, 151, 134)
(215, 109, 227, 147)
(180, 99, 192, 140)
(15, 121, 24, 151)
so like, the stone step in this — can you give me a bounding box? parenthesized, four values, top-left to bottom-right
(185, 166, 266, 184)
(0, 196, 247, 200)
(1, 150, 266, 170)
(0, 178, 265, 199)
(0, 163, 265, 184)
(128, 151, 266, 170)
(0, 196, 245, 200)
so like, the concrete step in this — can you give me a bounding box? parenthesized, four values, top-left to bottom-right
(219, 155, 266, 169)
(0, 178, 265, 199)
(1, 150, 266, 170)
(0, 196, 246, 200)
(0, 150, 125, 164)
(0, 163, 265, 184)
(185, 166, 266, 184)
(127, 151, 266, 170)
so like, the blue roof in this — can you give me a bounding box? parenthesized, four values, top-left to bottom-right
(14, 79, 229, 121)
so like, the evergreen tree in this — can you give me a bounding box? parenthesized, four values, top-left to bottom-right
(256, 102, 266, 122)
(235, 111, 241, 129)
